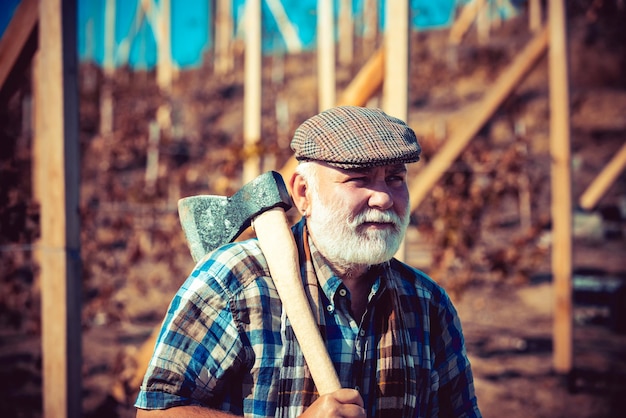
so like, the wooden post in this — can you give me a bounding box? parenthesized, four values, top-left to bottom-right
(449, 0, 487, 45)
(37, 0, 82, 416)
(491, 0, 503, 29)
(243, 0, 262, 184)
(362, 0, 378, 57)
(156, 0, 172, 91)
(339, 0, 354, 67)
(337, 47, 384, 107)
(549, 0, 573, 376)
(145, 121, 161, 193)
(409, 27, 549, 211)
(0, 0, 38, 103)
(100, 0, 114, 136)
(383, 0, 409, 262)
(579, 142, 626, 211)
(265, 0, 302, 53)
(99, 86, 114, 136)
(477, 0, 491, 44)
(117, 0, 151, 68)
(383, 2, 409, 120)
(215, 0, 233, 74)
(529, 0, 542, 32)
(318, 0, 335, 111)
(103, 0, 115, 77)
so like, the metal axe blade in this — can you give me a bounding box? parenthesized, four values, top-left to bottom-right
(178, 171, 293, 262)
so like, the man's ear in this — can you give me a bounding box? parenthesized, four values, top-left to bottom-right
(289, 172, 310, 216)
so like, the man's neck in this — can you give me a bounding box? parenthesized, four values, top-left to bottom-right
(339, 265, 378, 322)
(334, 263, 369, 281)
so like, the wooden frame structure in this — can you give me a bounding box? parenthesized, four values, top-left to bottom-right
(1, 0, 81, 416)
(0, 0, 38, 103)
(38, 0, 82, 416)
(3, 0, 625, 414)
(384, 0, 410, 261)
(548, 0, 573, 375)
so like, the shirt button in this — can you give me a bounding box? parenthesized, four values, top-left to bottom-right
(355, 386, 360, 392)
(338, 288, 347, 297)
(326, 305, 334, 313)
(359, 329, 366, 337)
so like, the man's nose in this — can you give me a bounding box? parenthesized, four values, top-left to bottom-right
(367, 185, 394, 210)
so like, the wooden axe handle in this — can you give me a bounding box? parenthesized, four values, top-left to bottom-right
(253, 207, 342, 395)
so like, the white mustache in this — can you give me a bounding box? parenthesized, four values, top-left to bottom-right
(350, 210, 402, 228)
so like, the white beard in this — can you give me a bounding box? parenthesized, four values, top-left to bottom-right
(306, 190, 410, 269)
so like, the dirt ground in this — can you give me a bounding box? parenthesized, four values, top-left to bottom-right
(1, 3, 625, 417)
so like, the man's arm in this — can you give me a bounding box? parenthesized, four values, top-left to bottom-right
(136, 406, 238, 417)
(434, 295, 481, 417)
(136, 389, 366, 418)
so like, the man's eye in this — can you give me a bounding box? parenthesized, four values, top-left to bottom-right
(387, 176, 405, 185)
(346, 176, 368, 184)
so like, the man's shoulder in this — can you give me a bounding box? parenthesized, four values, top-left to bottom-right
(387, 258, 449, 301)
(189, 238, 270, 295)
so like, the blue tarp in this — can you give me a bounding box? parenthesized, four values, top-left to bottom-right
(0, 0, 520, 69)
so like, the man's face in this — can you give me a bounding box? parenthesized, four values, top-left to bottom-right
(305, 163, 411, 268)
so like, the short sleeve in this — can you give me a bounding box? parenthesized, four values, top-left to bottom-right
(135, 259, 247, 410)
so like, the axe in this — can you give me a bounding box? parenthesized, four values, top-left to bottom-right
(178, 171, 341, 395)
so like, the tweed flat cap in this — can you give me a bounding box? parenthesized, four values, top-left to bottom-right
(290, 106, 421, 169)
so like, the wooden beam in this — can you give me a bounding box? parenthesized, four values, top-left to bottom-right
(103, 0, 116, 76)
(361, 0, 379, 56)
(100, 0, 116, 136)
(156, 0, 172, 90)
(549, 0, 573, 376)
(336, 47, 384, 107)
(139, 0, 159, 28)
(476, 0, 490, 44)
(265, 0, 302, 53)
(449, 0, 487, 45)
(338, 0, 354, 67)
(317, 0, 335, 111)
(243, 0, 261, 184)
(383, 0, 410, 262)
(409, 26, 549, 211)
(214, 0, 234, 74)
(37, 0, 82, 416)
(132, 0, 172, 88)
(383, 1, 409, 121)
(0, 0, 38, 103)
(579, 143, 626, 210)
(529, 0, 543, 32)
(116, 0, 151, 67)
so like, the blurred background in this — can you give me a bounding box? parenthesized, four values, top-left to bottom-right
(0, 0, 625, 416)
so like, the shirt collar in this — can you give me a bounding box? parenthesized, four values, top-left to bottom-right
(302, 220, 386, 305)
(306, 233, 343, 301)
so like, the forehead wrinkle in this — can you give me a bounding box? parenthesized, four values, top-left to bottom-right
(337, 163, 407, 175)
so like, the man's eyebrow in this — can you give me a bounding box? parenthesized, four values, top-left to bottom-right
(388, 164, 407, 173)
(344, 167, 372, 174)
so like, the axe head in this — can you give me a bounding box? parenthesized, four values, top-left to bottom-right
(178, 171, 293, 262)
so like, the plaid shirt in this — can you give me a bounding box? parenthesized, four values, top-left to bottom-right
(136, 219, 480, 417)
